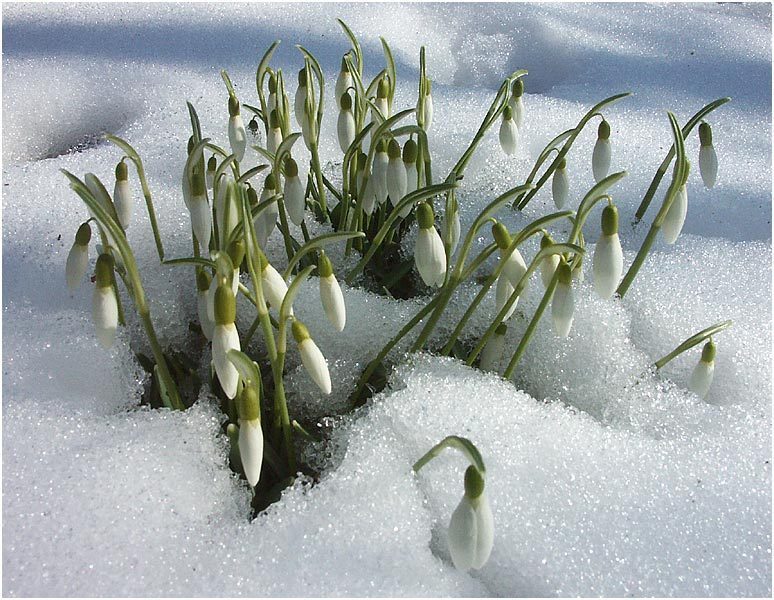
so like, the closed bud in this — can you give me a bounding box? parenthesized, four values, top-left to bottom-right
(480, 323, 507, 373)
(318, 252, 346, 332)
(206, 156, 217, 189)
(337, 94, 356, 153)
(552, 158, 569, 209)
(238, 416, 264, 487)
(499, 105, 519, 155)
(448, 466, 494, 571)
(689, 339, 716, 400)
(387, 140, 407, 206)
(552, 261, 574, 337)
(662, 181, 689, 245)
(189, 172, 212, 251)
(592, 121, 611, 183)
(593, 205, 623, 299)
(66, 223, 91, 290)
(335, 54, 353, 100)
(415, 203, 446, 287)
(92, 253, 118, 348)
(283, 158, 305, 225)
(698, 122, 718, 188)
(539, 234, 560, 289)
(292, 319, 332, 394)
(113, 161, 132, 229)
(508, 79, 525, 128)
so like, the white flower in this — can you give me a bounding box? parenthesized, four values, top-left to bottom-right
(592, 205, 623, 299)
(212, 284, 240, 399)
(539, 235, 560, 289)
(113, 161, 132, 229)
(698, 122, 718, 189)
(283, 158, 306, 225)
(66, 222, 91, 290)
(335, 55, 353, 100)
(592, 120, 611, 183)
(337, 93, 356, 153)
(479, 323, 507, 373)
(228, 97, 247, 163)
(92, 254, 118, 348)
(255, 174, 279, 249)
(499, 105, 518, 155)
(508, 78, 525, 129)
(215, 175, 239, 246)
(361, 175, 377, 217)
(206, 156, 217, 189)
(445, 205, 461, 255)
(448, 466, 494, 571)
(372, 141, 389, 206)
(552, 158, 569, 209)
(372, 77, 390, 127)
(239, 418, 264, 487)
(261, 257, 292, 315)
(552, 262, 574, 337)
(419, 79, 434, 130)
(495, 274, 518, 321)
(267, 109, 283, 156)
(292, 320, 331, 395)
(267, 72, 278, 114)
(415, 202, 446, 287)
(492, 223, 528, 289)
(386, 139, 407, 207)
(399, 140, 419, 218)
(662, 183, 688, 245)
(688, 340, 716, 400)
(189, 173, 212, 251)
(318, 252, 346, 331)
(294, 68, 307, 128)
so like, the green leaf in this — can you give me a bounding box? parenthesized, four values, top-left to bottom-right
(283, 231, 365, 279)
(413, 435, 487, 476)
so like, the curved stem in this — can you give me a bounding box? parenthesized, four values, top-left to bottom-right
(654, 320, 732, 370)
(412, 435, 486, 475)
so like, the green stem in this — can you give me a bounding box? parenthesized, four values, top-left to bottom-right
(654, 320, 732, 370)
(412, 435, 486, 475)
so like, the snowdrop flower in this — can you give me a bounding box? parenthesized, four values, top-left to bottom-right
(92, 253, 118, 348)
(662, 162, 690, 244)
(372, 76, 390, 126)
(228, 96, 247, 163)
(212, 282, 241, 399)
(495, 273, 518, 321)
(507, 78, 525, 129)
(539, 233, 560, 289)
(689, 339, 716, 400)
(206, 156, 217, 189)
(335, 54, 353, 101)
(499, 105, 519, 156)
(292, 319, 331, 395)
(386, 139, 407, 208)
(283, 157, 305, 225)
(294, 68, 308, 129)
(227, 239, 245, 297)
(448, 466, 494, 571)
(65, 222, 91, 290)
(196, 269, 214, 340)
(259, 253, 292, 315)
(113, 160, 132, 229)
(189, 171, 212, 251)
(552, 157, 569, 210)
(337, 92, 356, 153)
(444, 197, 461, 255)
(318, 251, 346, 331)
(372, 138, 389, 206)
(592, 204, 624, 299)
(255, 173, 279, 249)
(355, 153, 377, 217)
(698, 121, 718, 188)
(267, 109, 283, 156)
(267, 71, 278, 113)
(592, 119, 611, 183)
(479, 323, 507, 373)
(492, 223, 528, 291)
(420, 79, 434, 130)
(398, 139, 419, 218)
(552, 260, 574, 338)
(215, 175, 239, 246)
(236, 385, 263, 487)
(414, 202, 446, 287)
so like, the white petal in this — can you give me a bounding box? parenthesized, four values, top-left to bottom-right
(361, 177, 377, 216)
(262, 264, 292, 314)
(189, 194, 212, 251)
(267, 127, 282, 156)
(238, 418, 264, 487)
(405, 163, 418, 196)
(299, 338, 331, 395)
(213, 323, 240, 399)
(66, 244, 88, 290)
(592, 138, 611, 183)
(198, 290, 214, 340)
(424, 95, 434, 130)
(206, 276, 217, 323)
(284, 176, 306, 225)
(293, 86, 306, 128)
(552, 281, 574, 337)
(471, 493, 494, 569)
(231, 269, 240, 297)
(689, 359, 715, 400)
(320, 275, 346, 331)
(592, 233, 623, 299)
(337, 110, 356, 153)
(662, 184, 688, 244)
(509, 96, 525, 129)
(495, 274, 518, 321)
(415, 228, 446, 287)
(448, 495, 477, 571)
(479, 332, 506, 373)
(228, 115, 247, 162)
(699, 145, 718, 189)
(255, 197, 279, 250)
(92, 286, 118, 348)
(499, 118, 519, 155)
(552, 168, 569, 210)
(540, 253, 560, 289)
(335, 71, 352, 100)
(113, 179, 132, 229)
(445, 209, 461, 255)
(387, 158, 407, 207)
(372, 153, 389, 205)
(501, 248, 528, 290)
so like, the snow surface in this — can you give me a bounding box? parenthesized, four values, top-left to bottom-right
(2, 2, 771, 597)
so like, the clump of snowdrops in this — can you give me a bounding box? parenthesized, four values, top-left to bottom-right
(63, 20, 731, 570)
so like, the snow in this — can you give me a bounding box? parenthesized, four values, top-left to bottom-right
(2, 2, 771, 597)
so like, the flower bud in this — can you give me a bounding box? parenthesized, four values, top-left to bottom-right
(337, 93, 356, 153)
(444, 200, 461, 255)
(292, 319, 331, 394)
(552, 261, 574, 337)
(492, 223, 528, 290)
(189, 172, 212, 251)
(495, 272, 518, 321)
(113, 161, 132, 229)
(212, 283, 240, 399)
(228, 98, 247, 162)
(499, 105, 519, 155)
(698, 122, 718, 189)
(206, 156, 217, 189)
(592, 206, 623, 299)
(448, 466, 494, 571)
(294, 68, 307, 127)
(267, 109, 283, 155)
(238, 413, 264, 487)
(688, 339, 716, 400)
(66, 223, 91, 290)
(92, 253, 118, 348)
(196, 269, 214, 340)
(592, 120, 611, 183)
(539, 234, 560, 289)
(372, 139, 389, 206)
(415, 202, 446, 287)
(480, 323, 507, 373)
(215, 176, 239, 246)
(662, 174, 689, 245)
(508, 78, 525, 129)
(335, 54, 353, 100)
(420, 79, 434, 130)
(283, 158, 305, 225)
(318, 252, 346, 332)
(260, 253, 292, 315)
(552, 157, 569, 210)
(255, 173, 279, 249)
(227, 239, 245, 296)
(386, 139, 407, 207)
